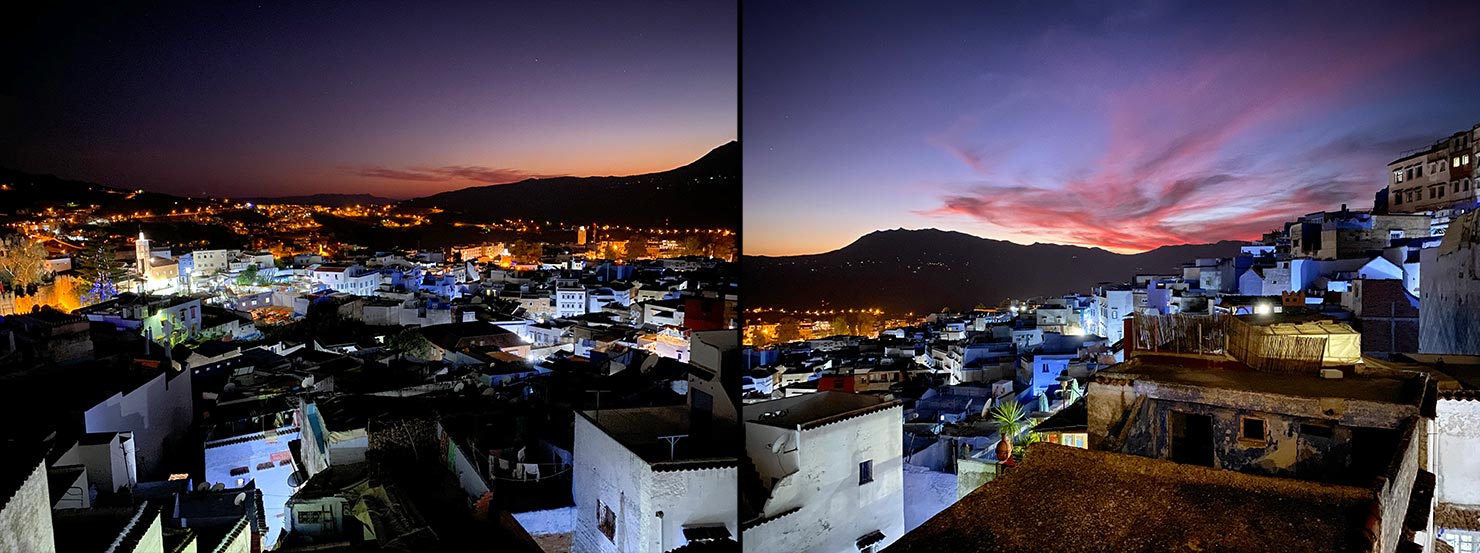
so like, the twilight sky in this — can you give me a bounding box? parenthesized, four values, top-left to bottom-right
(1, 2, 736, 199)
(744, 0, 1480, 255)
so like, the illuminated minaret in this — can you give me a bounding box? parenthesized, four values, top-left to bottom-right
(135, 231, 149, 275)
(578, 225, 588, 245)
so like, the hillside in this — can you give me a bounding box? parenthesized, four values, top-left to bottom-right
(241, 193, 397, 207)
(744, 229, 1245, 312)
(401, 141, 739, 228)
(0, 168, 213, 216)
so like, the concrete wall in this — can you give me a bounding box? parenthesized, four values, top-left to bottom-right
(1435, 399, 1480, 506)
(573, 415, 647, 553)
(743, 405, 905, 553)
(1125, 396, 1360, 482)
(136, 510, 165, 553)
(83, 369, 192, 479)
(0, 459, 56, 553)
(77, 434, 134, 493)
(650, 466, 737, 551)
(573, 414, 737, 553)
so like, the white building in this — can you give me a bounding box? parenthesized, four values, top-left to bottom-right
(83, 367, 193, 480)
(308, 264, 379, 296)
(742, 392, 905, 553)
(1091, 285, 1135, 348)
(571, 408, 737, 553)
(556, 287, 588, 319)
(133, 232, 179, 294)
(572, 331, 739, 553)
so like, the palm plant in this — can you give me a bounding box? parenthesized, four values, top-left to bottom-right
(991, 399, 1029, 460)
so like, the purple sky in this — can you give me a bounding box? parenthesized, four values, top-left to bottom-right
(2, 2, 736, 199)
(744, 1, 1480, 254)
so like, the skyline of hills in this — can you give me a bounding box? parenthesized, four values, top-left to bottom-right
(401, 141, 740, 228)
(745, 228, 1246, 312)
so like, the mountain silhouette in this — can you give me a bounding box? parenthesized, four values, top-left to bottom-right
(402, 141, 739, 228)
(744, 228, 1245, 312)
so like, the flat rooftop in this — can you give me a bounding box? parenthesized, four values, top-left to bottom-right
(886, 443, 1376, 553)
(1107, 353, 1423, 405)
(580, 405, 737, 466)
(744, 391, 899, 430)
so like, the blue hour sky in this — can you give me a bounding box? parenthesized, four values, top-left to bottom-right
(2, 1, 736, 199)
(743, 0, 1480, 254)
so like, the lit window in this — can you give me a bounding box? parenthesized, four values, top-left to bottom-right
(1454, 157, 1461, 168)
(1467, 155, 1472, 165)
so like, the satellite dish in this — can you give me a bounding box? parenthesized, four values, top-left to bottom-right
(197, 483, 210, 492)
(234, 492, 247, 506)
(212, 483, 225, 491)
(769, 435, 787, 454)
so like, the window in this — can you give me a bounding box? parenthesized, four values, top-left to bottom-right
(1393, 192, 1403, 205)
(859, 460, 874, 484)
(1406, 168, 1414, 180)
(1301, 423, 1334, 439)
(1416, 165, 1423, 177)
(297, 510, 323, 524)
(230, 466, 250, 476)
(1393, 170, 1403, 183)
(256, 461, 275, 471)
(1466, 154, 1471, 165)
(1240, 416, 1266, 442)
(1454, 157, 1462, 168)
(596, 500, 617, 542)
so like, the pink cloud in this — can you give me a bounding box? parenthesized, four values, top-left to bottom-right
(922, 19, 1461, 253)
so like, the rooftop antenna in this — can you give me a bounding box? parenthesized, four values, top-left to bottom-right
(658, 434, 688, 461)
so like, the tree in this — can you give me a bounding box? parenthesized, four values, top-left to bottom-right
(622, 235, 645, 262)
(235, 265, 259, 286)
(387, 327, 433, 360)
(599, 242, 621, 261)
(76, 241, 126, 305)
(510, 240, 542, 263)
(775, 317, 801, 343)
(0, 235, 50, 292)
(680, 235, 707, 257)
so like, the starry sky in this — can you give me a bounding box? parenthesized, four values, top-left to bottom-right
(1, 1, 736, 199)
(744, 0, 1480, 255)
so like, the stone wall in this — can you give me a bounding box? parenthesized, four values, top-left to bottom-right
(1420, 210, 1480, 354)
(0, 459, 56, 553)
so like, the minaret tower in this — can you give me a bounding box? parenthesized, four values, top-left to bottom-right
(135, 230, 150, 275)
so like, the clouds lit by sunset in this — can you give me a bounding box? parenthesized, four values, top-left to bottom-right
(744, 1, 1480, 255)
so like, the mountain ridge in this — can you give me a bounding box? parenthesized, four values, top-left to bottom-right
(401, 141, 739, 228)
(744, 228, 1246, 312)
